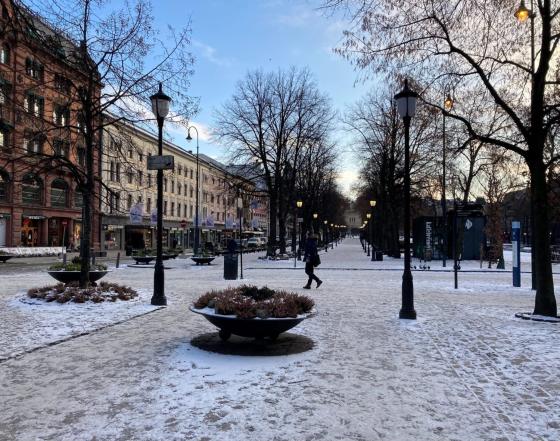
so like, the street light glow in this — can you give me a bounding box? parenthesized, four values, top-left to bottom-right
(515, 0, 530, 21)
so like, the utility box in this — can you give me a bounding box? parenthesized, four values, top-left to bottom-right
(223, 252, 238, 280)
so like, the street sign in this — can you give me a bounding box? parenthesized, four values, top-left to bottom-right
(147, 155, 174, 170)
(180, 219, 187, 228)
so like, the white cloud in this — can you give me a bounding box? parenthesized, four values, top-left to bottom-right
(192, 40, 234, 67)
(337, 169, 358, 198)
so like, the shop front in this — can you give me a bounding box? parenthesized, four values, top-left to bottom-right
(21, 215, 46, 247)
(103, 224, 124, 250)
(125, 225, 154, 250)
(47, 217, 72, 247)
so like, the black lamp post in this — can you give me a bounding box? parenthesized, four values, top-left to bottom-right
(394, 79, 418, 320)
(313, 212, 318, 235)
(150, 83, 171, 306)
(186, 126, 200, 256)
(323, 220, 328, 252)
(238, 193, 243, 279)
(442, 92, 453, 267)
(370, 200, 376, 261)
(330, 223, 334, 249)
(295, 200, 303, 266)
(366, 214, 371, 256)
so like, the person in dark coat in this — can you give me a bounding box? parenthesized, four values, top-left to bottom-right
(303, 232, 322, 289)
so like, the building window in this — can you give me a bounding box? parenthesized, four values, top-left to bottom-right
(127, 194, 133, 210)
(190, 205, 193, 218)
(177, 183, 181, 195)
(110, 162, 115, 181)
(25, 58, 44, 80)
(24, 93, 44, 117)
(54, 74, 71, 94)
(0, 44, 9, 65)
(183, 205, 187, 217)
(24, 134, 43, 154)
(147, 174, 152, 187)
(128, 149, 133, 158)
(115, 193, 120, 212)
(171, 180, 175, 193)
(147, 198, 151, 212)
(74, 188, 83, 208)
(116, 163, 121, 182)
(0, 168, 10, 202)
(164, 178, 168, 192)
(164, 200, 167, 216)
(22, 173, 42, 204)
(190, 169, 193, 179)
(127, 169, 133, 184)
(50, 179, 68, 207)
(138, 152, 143, 163)
(189, 186, 193, 198)
(77, 147, 85, 166)
(0, 129, 9, 149)
(178, 165, 182, 175)
(171, 202, 175, 217)
(177, 203, 181, 217)
(53, 104, 70, 126)
(138, 171, 143, 185)
(53, 139, 69, 157)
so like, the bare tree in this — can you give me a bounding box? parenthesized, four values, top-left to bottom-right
(214, 67, 336, 256)
(323, 0, 560, 316)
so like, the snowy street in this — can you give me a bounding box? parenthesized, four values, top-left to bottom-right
(1, 238, 559, 440)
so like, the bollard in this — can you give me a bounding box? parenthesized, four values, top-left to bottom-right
(92, 254, 96, 266)
(116, 252, 120, 268)
(62, 253, 67, 265)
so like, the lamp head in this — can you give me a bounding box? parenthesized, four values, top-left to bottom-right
(186, 129, 192, 141)
(444, 94, 454, 110)
(394, 79, 419, 118)
(313, 213, 318, 219)
(150, 83, 171, 120)
(366, 213, 371, 219)
(514, 0, 530, 22)
(324, 220, 328, 225)
(296, 200, 303, 208)
(369, 200, 376, 207)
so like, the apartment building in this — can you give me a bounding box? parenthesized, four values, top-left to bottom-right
(0, 0, 100, 248)
(100, 118, 264, 251)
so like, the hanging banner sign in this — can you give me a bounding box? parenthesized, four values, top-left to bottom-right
(129, 203, 143, 224)
(206, 215, 215, 228)
(150, 209, 158, 225)
(225, 215, 234, 229)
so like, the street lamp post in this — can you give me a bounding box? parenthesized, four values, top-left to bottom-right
(150, 83, 171, 306)
(394, 79, 419, 320)
(238, 193, 243, 279)
(323, 220, 328, 252)
(295, 200, 303, 267)
(313, 213, 318, 235)
(369, 200, 376, 261)
(330, 223, 334, 249)
(186, 126, 200, 256)
(514, 0, 537, 290)
(366, 214, 371, 256)
(442, 92, 453, 268)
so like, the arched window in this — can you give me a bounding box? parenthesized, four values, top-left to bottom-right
(51, 179, 68, 207)
(0, 44, 10, 65)
(74, 187, 83, 208)
(0, 168, 10, 202)
(21, 173, 42, 204)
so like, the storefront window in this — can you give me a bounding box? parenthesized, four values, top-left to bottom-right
(0, 168, 9, 201)
(74, 188, 83, 208)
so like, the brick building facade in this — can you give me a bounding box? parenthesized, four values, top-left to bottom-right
(0, 0, 100, 248)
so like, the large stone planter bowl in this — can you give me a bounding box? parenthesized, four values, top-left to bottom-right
(0, 255, 13, 263)
(133, 256, 155, 264)
(190, 306, 315, 341)
(47, 270, 110, 284)
(191, 256, 215, 265)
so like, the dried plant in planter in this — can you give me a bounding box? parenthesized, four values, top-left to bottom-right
(193, 285, 314, 319)
(27, 281, 138, 304)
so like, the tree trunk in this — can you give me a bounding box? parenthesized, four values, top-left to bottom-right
(530, 159, 557, 316)
(79, 184, 92, 288)
(267, 192, 278, 257)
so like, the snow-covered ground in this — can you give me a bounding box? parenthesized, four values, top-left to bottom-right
(0, 239, 559, 440)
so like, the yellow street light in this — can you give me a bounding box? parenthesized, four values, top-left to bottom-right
(296, 200, 303, 208)
(444, 94, 454, 110)
(313, 213, 318, 219)
(369, 200, 376, 207)
(366, 213, 371, 219)
(515, 0, 530, 22)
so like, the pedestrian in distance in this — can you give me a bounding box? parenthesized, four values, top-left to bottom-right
(303, 232, 322, 289)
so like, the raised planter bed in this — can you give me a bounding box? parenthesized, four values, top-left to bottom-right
(47, 270, 110, 284)
(133, 256, 155, 265)
(190, 306, 315, 341)
(191, 256, 215, 265)
(0, 255, 13, 263)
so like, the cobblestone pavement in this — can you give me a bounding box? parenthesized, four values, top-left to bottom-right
(0, 240, 559, 440)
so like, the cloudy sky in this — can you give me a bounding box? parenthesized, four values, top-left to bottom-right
(156, 0, 373, 197)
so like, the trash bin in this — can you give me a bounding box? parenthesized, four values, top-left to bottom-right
(375, 251, 383, 261)
(224, 252, 238, 280)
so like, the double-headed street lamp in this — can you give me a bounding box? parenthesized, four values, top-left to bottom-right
(442, 92, 453, 268)
(394, 79, 418, 320)
(186, 126, 200, 256)
(150, 83, 172, 306)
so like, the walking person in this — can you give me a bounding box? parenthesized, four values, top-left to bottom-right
(303, 232, 322, 289)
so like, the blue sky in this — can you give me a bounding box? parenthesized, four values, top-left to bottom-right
(155, 0, 374, 196)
